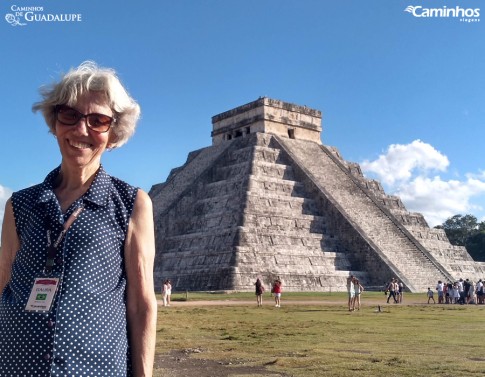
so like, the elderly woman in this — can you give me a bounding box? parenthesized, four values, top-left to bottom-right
(0, 61, 157, 376)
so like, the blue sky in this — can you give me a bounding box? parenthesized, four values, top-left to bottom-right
(1, 0, 484, 233)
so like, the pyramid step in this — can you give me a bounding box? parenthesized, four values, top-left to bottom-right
(252, 160, 295, 180)
(247, 175, 306, 197)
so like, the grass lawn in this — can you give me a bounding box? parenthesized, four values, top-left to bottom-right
(155, 292, 485, 376)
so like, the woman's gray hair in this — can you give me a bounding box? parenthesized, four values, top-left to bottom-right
(32, 61, 140, 148)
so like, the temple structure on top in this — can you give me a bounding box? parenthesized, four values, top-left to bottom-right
(211, 97, 322, 145)
(149, 98, 485, 293)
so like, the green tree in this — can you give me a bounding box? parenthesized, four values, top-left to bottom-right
(437, 214, 478, 246)
(466, 231, 485, 261)
(436, 215, 485, 261)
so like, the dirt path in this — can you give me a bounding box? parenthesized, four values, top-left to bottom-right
(157, 298, 423, 308)
(155, 349, 290, 377)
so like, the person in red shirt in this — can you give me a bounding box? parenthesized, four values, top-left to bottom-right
(272, 279, 282, 307)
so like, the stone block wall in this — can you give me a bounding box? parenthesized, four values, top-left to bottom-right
(150, 129, 483, 293)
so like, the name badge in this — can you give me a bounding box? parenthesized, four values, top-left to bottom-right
(25, 277, 60, 312)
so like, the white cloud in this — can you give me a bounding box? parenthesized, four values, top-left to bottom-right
(360, 140, 449, 185)
(396, 176, 485, 227)
(360, 140, 485, 227)
(0, 184, 13, 241)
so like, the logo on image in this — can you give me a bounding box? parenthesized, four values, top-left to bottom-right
(405, 5, 480, 23)
(5, 5, 82, 27)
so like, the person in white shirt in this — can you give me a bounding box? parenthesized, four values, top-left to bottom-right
(476, 279, 484, 304)
(436, 280, 444, 304)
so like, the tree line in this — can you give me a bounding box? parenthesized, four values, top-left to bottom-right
(435, 214, 485, 262)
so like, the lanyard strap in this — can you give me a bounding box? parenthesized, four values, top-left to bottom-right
(44, 206, 84, 274)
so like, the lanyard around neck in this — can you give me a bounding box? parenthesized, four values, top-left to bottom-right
(44, 206, 84, 274)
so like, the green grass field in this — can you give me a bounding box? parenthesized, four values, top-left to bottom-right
(155, 292, 485, 376)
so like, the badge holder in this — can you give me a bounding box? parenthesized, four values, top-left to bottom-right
(25, 206, 83, 313)
(25, 276, 60, 312)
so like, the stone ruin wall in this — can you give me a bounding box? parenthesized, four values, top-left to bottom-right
(150, 132, 485, 293)
(212, 97, 322, 145)
(150, 98, 485, 293)
(151, 139, 247, 291)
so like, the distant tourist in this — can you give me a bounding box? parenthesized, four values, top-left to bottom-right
(166, 279, 172, 306)
(255, 278, 265, 307)
(353, 277, 364, 310)
(458, 278, 465, 304)
(427, 288, 435, 304)
(463, 279, 471, 304)
(398, 281, 404, 303)
(436, 280, 444, 304)
(386, 278, 398, 304)
(476, 279, 484, 304)
(395, 283, 401, 303)
(467, 280, 476, 304)
(162, 279, 172, 307)
(445, 282, 453, 304)
(347, 275, 355, 311)
(452, 282, 460, 304)
(272, 279, 282, 308)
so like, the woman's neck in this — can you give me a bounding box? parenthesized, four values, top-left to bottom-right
(54, 163, 100, 212)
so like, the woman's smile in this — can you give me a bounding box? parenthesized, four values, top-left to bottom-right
(68, 139, 93, 150)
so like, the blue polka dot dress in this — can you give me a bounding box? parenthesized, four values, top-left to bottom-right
(0, 166, 138, 376)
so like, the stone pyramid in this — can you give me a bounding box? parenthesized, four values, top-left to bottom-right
(149, 98, 484, 292)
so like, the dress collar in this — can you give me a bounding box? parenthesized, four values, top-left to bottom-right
(37, 165, 111, 208)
